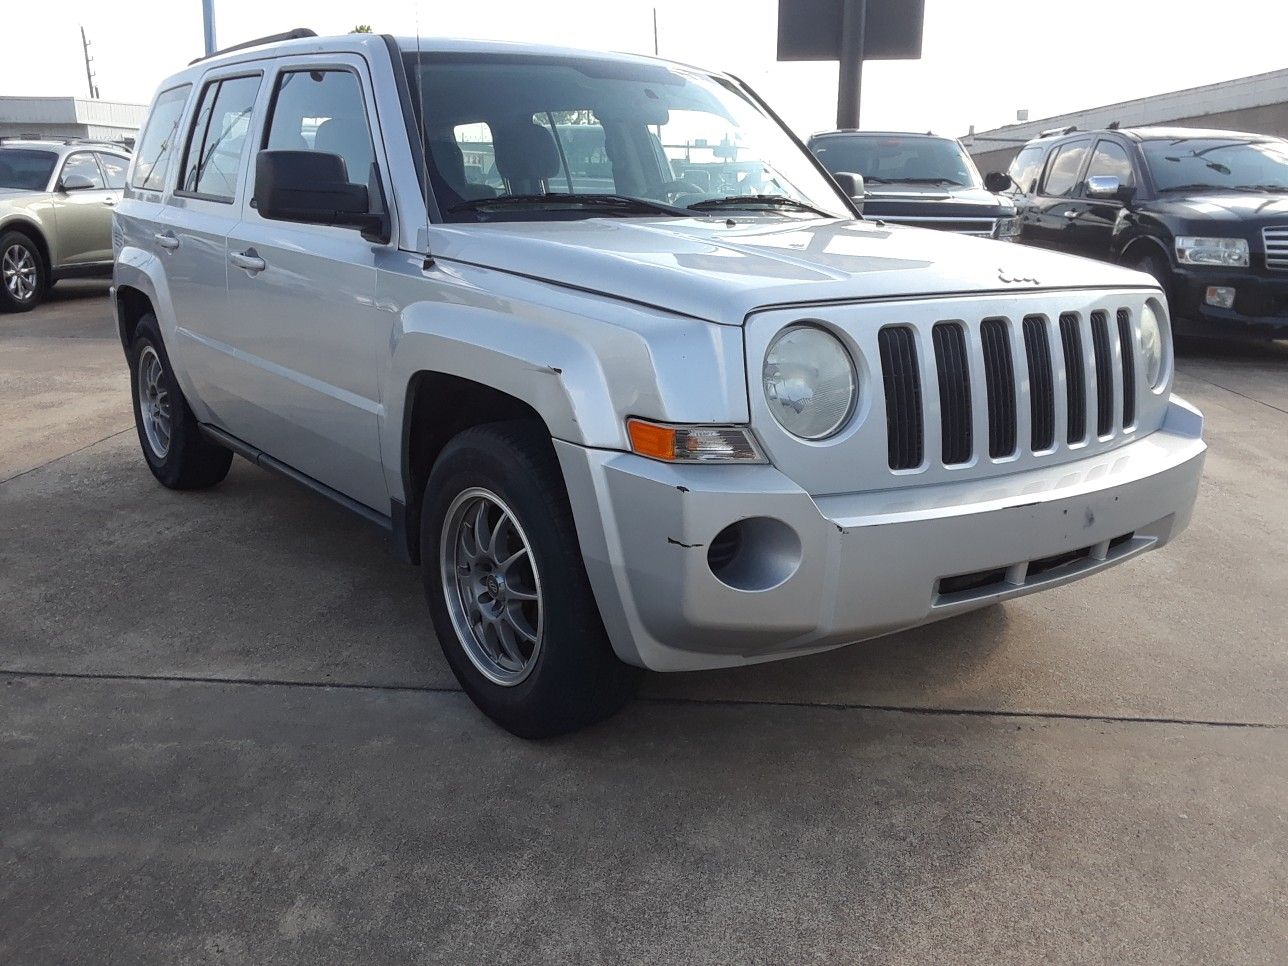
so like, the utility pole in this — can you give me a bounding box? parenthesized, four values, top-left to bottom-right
(202, 0, 218, 56)
(80, 26, 99, 99)
(835, 0, 866, 129)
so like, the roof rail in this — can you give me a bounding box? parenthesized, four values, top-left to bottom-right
(1038, 125, 1079, 139)
(188, 27, 317, 66)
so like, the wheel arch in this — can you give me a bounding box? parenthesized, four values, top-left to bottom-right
(0, 218, 52, 278)
(114, 284, 156, 352)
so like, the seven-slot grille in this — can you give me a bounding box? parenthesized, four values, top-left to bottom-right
(1264, 226, 1288, 271)
(878, 308, 1142, 471)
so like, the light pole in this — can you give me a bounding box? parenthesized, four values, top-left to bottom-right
(835, 0, 867, 129)
(202, 0, 217, 56)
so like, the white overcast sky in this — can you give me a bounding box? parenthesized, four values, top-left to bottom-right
(4, 0, 1287, 138)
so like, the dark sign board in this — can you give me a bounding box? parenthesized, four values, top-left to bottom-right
(778, 0, 925, 61)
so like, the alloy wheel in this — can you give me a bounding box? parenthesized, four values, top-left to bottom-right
(2, 244, 38, 303)
(137, 345, 172, 458)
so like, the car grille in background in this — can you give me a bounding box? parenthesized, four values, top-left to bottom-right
(1117, 310, 1136, 427)
(880, 216, 998, 237)
(1022, 316, 1055, 451)
(1264, 226, 1288, 270)
(877, 307, 1143, 472)
(878, 326, 924, 470)
(932, 322, 972, 464)
(979, 319, 1016, 459)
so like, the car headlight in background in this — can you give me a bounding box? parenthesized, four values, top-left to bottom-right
(1139, 302, 1166, 388)
(763, 324, 857, 440)
(1174, 236, 1249, 267)
(993, 216, 1021, 240)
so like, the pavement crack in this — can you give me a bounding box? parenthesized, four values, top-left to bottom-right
(0, 426, 133, 487)
(2, 668, 1282, 730)
(1186, 375, 1288, 416)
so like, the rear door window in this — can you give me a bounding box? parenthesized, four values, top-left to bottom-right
(131, 84, 191, 191)
(179, 74, 262, 202)
(1040, 139, 1091, 198)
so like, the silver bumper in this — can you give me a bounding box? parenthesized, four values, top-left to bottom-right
(556, 397, 1205, 672)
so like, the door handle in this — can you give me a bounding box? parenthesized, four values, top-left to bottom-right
(1063, 210, 1079, 219)
(229, 249, 267, 273)
(154, 231, 179, 251)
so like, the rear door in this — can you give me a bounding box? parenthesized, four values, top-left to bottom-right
(1022, 138, 1092, 254)
(156, 69, 266, 421)
(49, 151, 115, 265)
(222, 54, 391, 511)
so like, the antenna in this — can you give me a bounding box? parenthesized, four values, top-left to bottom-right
(415, 1, 431, 260)
(80, 26, 100, 99)
(653, 7, 659, 56)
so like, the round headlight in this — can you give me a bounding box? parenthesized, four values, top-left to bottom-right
(1140, 303, 1165, 388)
(763, 324, 857, 440)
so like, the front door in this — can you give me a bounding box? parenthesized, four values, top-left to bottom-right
(222, 56, 391, 512)
(1022, 138, 1092, 255)
(1063, 139, 1138, 261)
(49, 151, 116, 265)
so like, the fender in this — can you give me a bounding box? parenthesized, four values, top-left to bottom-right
(376, 254, 750, 503)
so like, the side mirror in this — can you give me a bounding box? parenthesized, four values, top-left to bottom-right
(59, 174, 97, 192)
(253, 150, 388, 242)
(984, 171, 1013, 193)
(1086, 175, 1123, 199)
(832, 171, 865, 214)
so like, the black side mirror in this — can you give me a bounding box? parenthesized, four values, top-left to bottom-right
(253, 150, 388, 242)
(831, 171, 865, 214)
(984, 171, 1013, 193)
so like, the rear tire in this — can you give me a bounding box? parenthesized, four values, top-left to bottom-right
(0, 230, 47, 313)
(129, 312, 232, 489)
(422, 421, 641, 738)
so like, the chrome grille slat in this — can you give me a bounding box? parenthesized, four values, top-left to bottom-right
(1264, 226, 1288, 271)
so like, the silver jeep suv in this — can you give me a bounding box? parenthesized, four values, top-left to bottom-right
(0, 138, 131, 311)
(113, 31, 1205, 736)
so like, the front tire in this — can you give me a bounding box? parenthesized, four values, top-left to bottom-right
(0, 230, 47, 313)
(422, 422, 641, 738)
(129, 313, 232, 489)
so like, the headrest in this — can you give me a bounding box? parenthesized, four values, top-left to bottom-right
(493, 122, 561, 184)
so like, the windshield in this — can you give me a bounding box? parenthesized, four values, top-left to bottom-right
(1142, 137, 1288, 192)
(0, 149, 58, 190)
(401, 51, 852, 222)
(812, 135, 981, 187)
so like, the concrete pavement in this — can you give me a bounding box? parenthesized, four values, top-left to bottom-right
(1, 288, 1284, 963)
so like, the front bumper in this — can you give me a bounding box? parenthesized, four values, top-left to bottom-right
(556, 397, 1205, 672)
(1171, 266, 1288, 337)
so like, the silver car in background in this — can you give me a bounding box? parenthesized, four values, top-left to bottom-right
(112, 32, 1204, 737)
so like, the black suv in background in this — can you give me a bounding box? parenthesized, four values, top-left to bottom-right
(999, 126, 1288, 339)
(809, 131, 1019, 239)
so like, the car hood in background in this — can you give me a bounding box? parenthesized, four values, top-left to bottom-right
(862, 184, 1014, 219)
(428, 216, 1149, 325)
(1140, 191, 1288, 226)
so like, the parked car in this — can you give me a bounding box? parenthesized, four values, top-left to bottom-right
(0, 138, 131, 312)
(808, 130, 1019, 239)
(998, 125, 1288, 339)
(113, 31, 1205, 737)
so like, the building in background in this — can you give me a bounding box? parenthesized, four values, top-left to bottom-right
(0, 96, 145, 145)
(963, 67, 1288, 176)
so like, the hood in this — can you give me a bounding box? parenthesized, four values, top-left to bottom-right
(863, 185, 1014, 221)
(1140, 191, 1288, 226)
(428, 216, 1150, 325)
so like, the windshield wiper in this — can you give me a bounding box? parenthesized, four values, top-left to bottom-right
(1156, 183, 1268, 194)
(448, 193, 690, 216)
(1235, 184, 1288, 193)
(686, 195, 835, 217)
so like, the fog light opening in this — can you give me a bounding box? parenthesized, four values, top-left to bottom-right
(1205, 286, 1236, 309)
(706, 517, 802, 592)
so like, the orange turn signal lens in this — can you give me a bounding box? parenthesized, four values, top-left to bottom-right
(626, 419, 765, 464)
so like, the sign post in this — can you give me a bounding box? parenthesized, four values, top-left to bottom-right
(778, 0, 925, 130)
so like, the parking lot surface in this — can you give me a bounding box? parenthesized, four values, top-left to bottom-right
(2, 282, 1285, 963)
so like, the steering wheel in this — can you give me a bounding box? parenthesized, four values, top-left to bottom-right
(660, 178, 707, 205)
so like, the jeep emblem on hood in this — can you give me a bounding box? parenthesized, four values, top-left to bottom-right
(999, 269, 1041, 285)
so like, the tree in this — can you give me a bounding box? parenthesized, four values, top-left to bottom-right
(351, 24, 373, 33)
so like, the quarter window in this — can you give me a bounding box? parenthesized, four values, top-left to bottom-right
(97, 153, 128, 190)
(1041, 139, 1091, 198)
(60, 153, 105, 190)
(132, 85, 190, 191)
(263, 69, 376, 188)
(180, 74, 262, 202)
(1006, 145, 1046, 194)
(1086, 140, 1135, 189)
